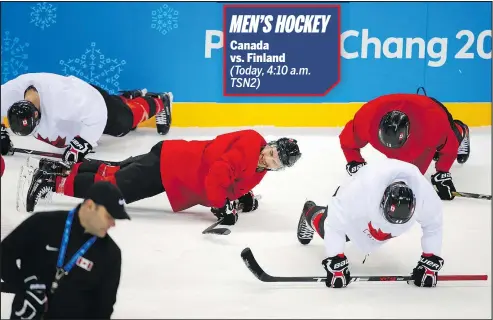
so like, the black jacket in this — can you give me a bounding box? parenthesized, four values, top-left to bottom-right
(1, 208, 122, 319)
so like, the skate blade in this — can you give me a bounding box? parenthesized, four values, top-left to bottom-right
(16, 166, 55, 214)
(16, 165, 35, 213)
(25, 156, 41, 170)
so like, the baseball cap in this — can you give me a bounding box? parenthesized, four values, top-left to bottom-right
(85, 181, 131, 220)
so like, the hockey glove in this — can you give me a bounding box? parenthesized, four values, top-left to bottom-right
(236, 191, 259, 213)
(409, 254, 444, 288)
(211, 200, 239, 226)
(1, 124, 14, 156)
(431, 171, 456, 200)
(62, 136, 92, 165)
(322, 254, 351, 288)
(346, 161, 366, 176)
(11, 275, 47, 320)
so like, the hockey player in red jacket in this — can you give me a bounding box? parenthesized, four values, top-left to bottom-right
(21, 130, 302, 225)
(339, 90, 470, 201)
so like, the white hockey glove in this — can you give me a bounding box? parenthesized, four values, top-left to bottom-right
(63, 136, 92, 165)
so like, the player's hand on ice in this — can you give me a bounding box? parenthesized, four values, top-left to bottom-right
(346, 161, 366, 176)
(236, 191, 259, 213)
(322, 254, 351, 288)
(431, 171, 456, 200)
(211, 200, 239, 226)
(409, 254, 444, 288)
(1, 124, 14, 156)
(63, 136, 92, 165)
(12, 275, 47, 320)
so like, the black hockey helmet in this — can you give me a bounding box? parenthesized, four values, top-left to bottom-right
(381, 181, 416, 224)
(269, 137, 301, 169)
(378, 111, 410, 149)
(7, 100, 40, 136)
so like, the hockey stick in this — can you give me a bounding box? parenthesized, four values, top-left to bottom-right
(202, 195, 263, 235)
(241, 247, 488, 283)
(202, 218, 231, 235)
(12, 148, 120, 165)
(452, 191, 491, 200)
(13, 147, 67, 159)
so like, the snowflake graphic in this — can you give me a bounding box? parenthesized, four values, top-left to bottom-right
(151, 4, 179, 36)
(30, 2, 57, 30)
(59, 42, 126, 94)
(1, 31, 30, 83)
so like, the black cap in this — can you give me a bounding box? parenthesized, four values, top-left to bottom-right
(85, 181, 131, 220)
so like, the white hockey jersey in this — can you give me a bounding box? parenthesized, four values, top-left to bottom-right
(1, 73, 107, 148)
(323, 158, 443, 258)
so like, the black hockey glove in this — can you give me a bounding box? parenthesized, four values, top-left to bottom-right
(322, 254, 351, 288)
(346, 161, 366, 176)
(409, 254, 444, 288)
(211, 199, 239, 226)
(63, 136, 92, 165)
(236, 191, 259, 213)
(1, 124, 14, 156)
(11, 275, 47, 320)
(431, 171, 456, 200)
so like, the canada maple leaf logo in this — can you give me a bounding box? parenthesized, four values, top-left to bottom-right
(368, 222, 394, 241)
(36, 134, 67, 148)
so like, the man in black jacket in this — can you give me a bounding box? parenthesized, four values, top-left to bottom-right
(1, 181, 130, 319)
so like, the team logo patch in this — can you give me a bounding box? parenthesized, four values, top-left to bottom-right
(76, 256, 94, 271)
(368, 222, 394, 241)
(22, 119, 28, 126)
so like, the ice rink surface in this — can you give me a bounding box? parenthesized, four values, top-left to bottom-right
(1, 127, 491, 319)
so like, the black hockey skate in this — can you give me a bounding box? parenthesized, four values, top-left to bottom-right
(146, 92, 173, 135)
(455, 119, 470, 164)
(39, 158, 71, 176)
(297, 200, 316, 245)
(119, 88, 148, 100)
(26, 169, 57, 213)
(27, 157, 71, 176)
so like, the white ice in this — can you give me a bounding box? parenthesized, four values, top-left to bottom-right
(1, 127, 491, 319)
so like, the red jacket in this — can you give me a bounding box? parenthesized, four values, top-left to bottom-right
(339, 94, 459, 174)
(160, 130, 268, 212)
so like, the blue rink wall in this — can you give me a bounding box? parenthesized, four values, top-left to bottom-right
(1, 1, 491, 127)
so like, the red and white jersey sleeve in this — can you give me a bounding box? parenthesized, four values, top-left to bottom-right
(323, 158, 443, 258)
(1, 73, 107, 148)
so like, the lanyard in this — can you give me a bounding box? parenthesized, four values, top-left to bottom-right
(51, 208, 97, 294)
